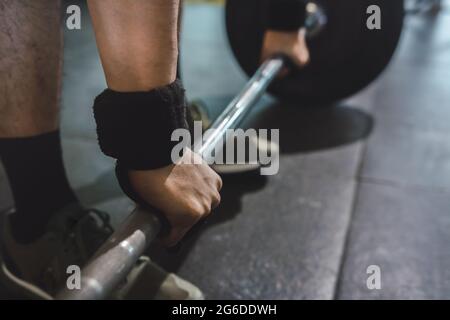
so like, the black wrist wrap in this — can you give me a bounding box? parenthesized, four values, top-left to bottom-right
(93, 80, 189, 170)
(267, 0, 306, 32)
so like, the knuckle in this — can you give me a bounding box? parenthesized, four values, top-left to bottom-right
(202, 199, 213, 214)
(186, 202, 207, 219)
(217, 176, 223, 190)
(209, 172, 223, 191)
(212, 193, 221, 208)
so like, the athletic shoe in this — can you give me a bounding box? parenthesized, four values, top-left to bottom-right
(113, 256, 204, 300)
(0, 203, 113, 298)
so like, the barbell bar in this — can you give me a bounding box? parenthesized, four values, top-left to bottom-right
(56, 2, 326, 300)
(56, 0, 402, 299)
(226, 0, 405, 104)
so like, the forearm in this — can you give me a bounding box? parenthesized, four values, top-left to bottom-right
(87, 0, 180, 92)
(90, 0, 187, 170)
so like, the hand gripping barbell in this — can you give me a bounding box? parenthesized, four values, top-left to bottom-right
(57, 0, 404, 299)
(226, 0, 404, 104)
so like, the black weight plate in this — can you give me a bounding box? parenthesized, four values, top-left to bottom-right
(226, 0, 404, 104)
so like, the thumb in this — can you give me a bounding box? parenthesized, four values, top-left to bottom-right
(298, 28, 307, 43)
(296, 28, 310, 66)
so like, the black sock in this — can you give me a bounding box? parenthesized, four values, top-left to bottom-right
(0, 131, 78, 244)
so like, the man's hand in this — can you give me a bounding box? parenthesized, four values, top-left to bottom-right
(128, 149, 222, 247)
(261, 28, 310, 72)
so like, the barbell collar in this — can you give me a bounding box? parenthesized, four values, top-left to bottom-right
(304, 2, 328, 38)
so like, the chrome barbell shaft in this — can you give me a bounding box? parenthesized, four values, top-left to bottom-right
(57, 2, 326, 300)
(198, 57, 284, 157)
(57, 57, 284, 301)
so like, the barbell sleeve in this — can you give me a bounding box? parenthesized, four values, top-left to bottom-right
(56, 207, 161, 300)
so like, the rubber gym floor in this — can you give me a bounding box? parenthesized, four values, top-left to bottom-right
(1, 1, 450, 299)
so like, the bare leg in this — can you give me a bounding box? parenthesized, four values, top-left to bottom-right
(0, 0, 63, 138)
(0, 0, 78, 245)
(87, 0, 180, 92)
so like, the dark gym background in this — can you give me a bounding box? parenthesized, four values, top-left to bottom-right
(1, 0, 450, 299)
